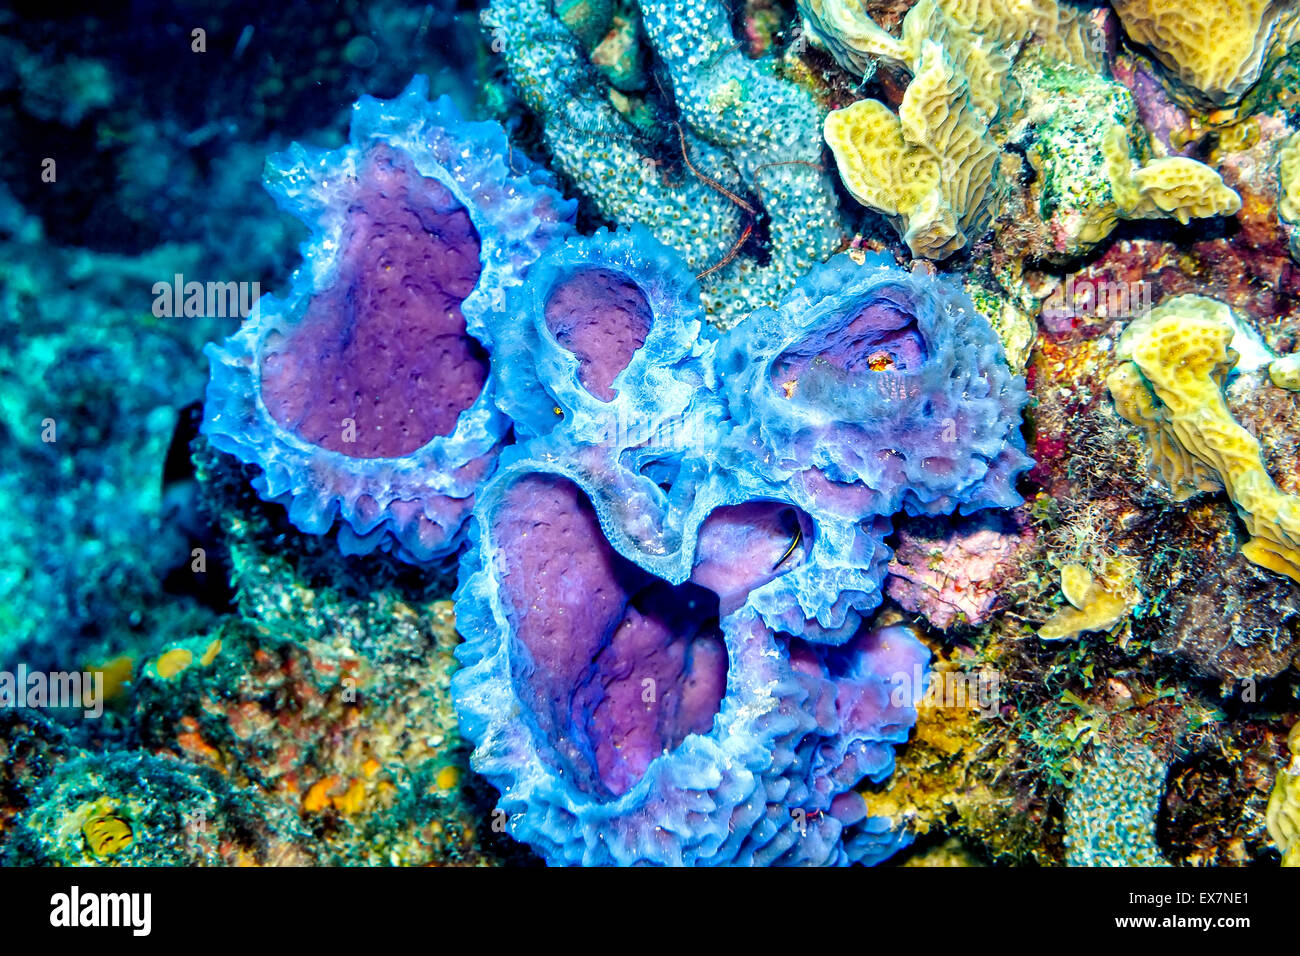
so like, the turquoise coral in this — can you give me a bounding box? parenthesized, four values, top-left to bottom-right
(1064, 744, 1169, 867)
(484, 0, 845, 325)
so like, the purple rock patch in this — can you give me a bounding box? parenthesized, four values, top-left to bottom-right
(261, 145, 488, 458)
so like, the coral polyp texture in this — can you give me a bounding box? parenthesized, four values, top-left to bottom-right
(824, 43, 1001, 260)
(1108, 296, 1300, 583)
(452, 468, 930, 866)
(202, 78, 575, 561)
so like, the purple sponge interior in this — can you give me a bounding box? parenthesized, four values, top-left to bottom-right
(494, 475, 728, 799)
(261, 145, 488, 458)
(770, 299, 927, 392)
(543, 267, 653, 402)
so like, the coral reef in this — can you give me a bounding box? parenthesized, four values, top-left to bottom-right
(1110, 0, 1300, 106)
(9, 0, 1300, 874)
(1108, 295, 1300, 583)
(202, 78, 575, 563)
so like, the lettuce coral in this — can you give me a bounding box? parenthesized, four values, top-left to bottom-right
(202, 78, 575, 562)
(825, 40, 1002, 260)
(1108, 295, 1300, 583)
(1102, 124, 1243, 227)
(1110, 0, 1300, 106)
(813, 0, 1104, 260)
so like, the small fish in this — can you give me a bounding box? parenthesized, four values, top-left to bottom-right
(772, 511, 804, 571)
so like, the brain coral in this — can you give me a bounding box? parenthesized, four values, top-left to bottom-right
(716, 254, 1032, 640)
(1111, 0, 1300, 105)
(452, 463, 930, 866)
(203, 77, 575, 561)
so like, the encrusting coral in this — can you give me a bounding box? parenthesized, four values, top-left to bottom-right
(483, 0, 844, 326)
(1108, 295, 1300, 583)
(1065, 743, 1169, 866)
(1110, 0, 1300, 106)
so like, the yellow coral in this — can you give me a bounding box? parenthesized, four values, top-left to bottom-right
(825, 39, 999, 259)
(802, 0, 1100, 85)
(79, 798, 133, 859)
(1111, 0, 1299, 105)
(1267, 724, 1300, 866)
(1038, 560, 1139, 641)
(1278, 132, 1300, 225)
(1102, 124, 1242, 226)
(799, 0, 909, 74)
(937, 0, 1101, 69)
(1271, 353, 1300, 390)
(1108, 296, 1300, 583)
